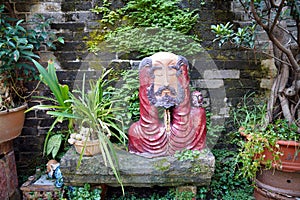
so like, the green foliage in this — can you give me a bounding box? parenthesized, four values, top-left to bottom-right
(26, 60, 72, 159)
(28, 66, 127, 193)
(113, 69, 140, 132)
(45, 130, 71, 160)
(206, 111, 225, 147)
(109, 187, 194, 200)
(230, 93, 300, 181)
(238, 118, 300, 180)
(153, 158, 170, 171)
(123, 0, 198, 34)
(27, 14, 64, 50)
(168, 189, 195, 200)
(66, 184, 101, 200)
(88, 0, 203, 57)
(211, 22, 256, 48)
(63, 70, 127, 192)
(0, 4, 64, 110)
(67, 70, 127, 148)
(174, 149, 202, 162)
(207, 149, 254, 199)
(103, 27, 203, 58)
(46, 133, 62, 158)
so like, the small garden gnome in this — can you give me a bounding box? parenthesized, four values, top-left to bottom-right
(46, 159, 64, 188)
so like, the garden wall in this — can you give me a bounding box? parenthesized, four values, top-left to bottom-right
(0, 0, 272, 181)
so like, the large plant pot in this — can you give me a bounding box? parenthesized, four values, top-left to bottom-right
(240, 130, 300, 172)
(254, 141, 300, 199)
(261, 140, 300, 172)
(254, 168, 300, 199)
(0, 104, 27, 143)
(74, 140, 101, 156)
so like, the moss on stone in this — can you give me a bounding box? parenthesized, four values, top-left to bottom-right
(154, 158, 171, 172)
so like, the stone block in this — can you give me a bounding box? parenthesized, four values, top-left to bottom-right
(30, 2, 61, 13)
(55, 41, 86, 51)
(260, 79, 274, 90)
(60, 147, 215, 187)
(60, 61, 82, 70)
(191, 79, 224, 89)
(204, 69, 240, 79)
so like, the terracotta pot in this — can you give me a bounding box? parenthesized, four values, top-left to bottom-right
(74, 140, 101, 156)
(254, 168, 300, 199)
(0, 104, 27, 143)
(240, 129, 300, 172)
(262, 140, 300, 172)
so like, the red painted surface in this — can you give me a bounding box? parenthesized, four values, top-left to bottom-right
(128, 52, 207, 157)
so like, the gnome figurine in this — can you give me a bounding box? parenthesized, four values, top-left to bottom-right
(46, 160, 63, 188)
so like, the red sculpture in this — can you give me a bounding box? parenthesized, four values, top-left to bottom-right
(128, 52, 207, 157)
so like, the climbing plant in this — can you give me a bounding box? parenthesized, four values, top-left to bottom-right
(88, 0, 204, 57)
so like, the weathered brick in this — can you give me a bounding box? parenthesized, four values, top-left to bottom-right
(24, 118, 40, 127)
(16, 136, 44, 152)
(55, 41, 86, 51)
(214, 60, 260, 70)
(56, 51, 77, 61)
(21, 127, 38, 136)
(30, 2, 61, 13)
(51, 22, 85, 31)
(39, 118, 56, 128)
(224, 79, 260, 89)
(60, 61, 82, 70)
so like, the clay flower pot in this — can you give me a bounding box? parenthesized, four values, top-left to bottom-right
(240, 128, 300, 172)
(262, 140, 300, 172)
(0, 104, 27, 143)
(73, 140, 101, 156)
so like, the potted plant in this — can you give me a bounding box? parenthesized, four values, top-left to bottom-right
(231, 94, 300, 198)
(237, 113, 300, 179)
(0, 4, 63, 143)
(65, 69, 127, 158)
(25, 59, 72, 159)
(212, 1, 300, 198)
(28, 60, 127, 192)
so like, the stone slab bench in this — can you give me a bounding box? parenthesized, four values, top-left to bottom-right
(60, 147, 214, 193)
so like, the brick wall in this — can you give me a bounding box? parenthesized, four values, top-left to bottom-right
(1, 0, 269, 179)
(0, 141, 19, 199)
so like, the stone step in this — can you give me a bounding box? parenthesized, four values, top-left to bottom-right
(60, 147, 215, 188)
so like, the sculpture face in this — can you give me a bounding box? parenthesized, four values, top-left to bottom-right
(128, 52, 207, 158)
(146, 53, 185, 108)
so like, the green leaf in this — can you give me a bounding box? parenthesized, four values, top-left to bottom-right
(13, 50, 19, 61)
(46, 134, 62, 158)
(7, 40, 16, 48)
(21, 50, 39, 58)
(46, 111, 78, 119)
(33, 60, 66, 106)
(60, 84, 70, 103)
(57, 37, 64, 44)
